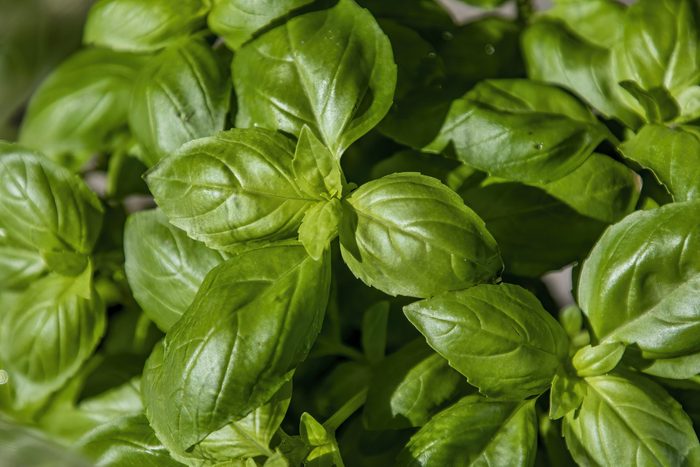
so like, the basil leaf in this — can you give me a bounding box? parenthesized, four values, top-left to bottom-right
(77, 414, 182, 467)
(427, 79, 608, 183)
(124, 209, 226, 332)
(522, 19, 642, 129)
(129, 39, 231, 166)
(357, 0, 454, 33)
(618, 80, 680, 123)
(0, 417, 91, 467)
(578, 201, 700, 377)
(187, 382, 292, 464)
(0, 272, 105, 410)
(563, 372, 700, 466)
(340, 173, 501, 298)
(84, 0, 209, 52)
(298, 199, 343, 261)
(361, 301, 390, 364)
(146, 129, 316, 250)
(363, 339, 471, 430)
(405, 284, 568, 400)
(18, 48, 144, 170)
(208, 0, 314, 50)
(233, 0, 397, 156)
(620, 124, 700, 202)
(143, 243, 330, 452)
(549, 369, 586, 420)
(461, 182, 606, 277)
(544, 0, 626, 48)
(292, 127, 344, 198)
(300, 412, 344, 466)
(0, 148, 103, 258)
(612, 0, 700, 98)
(456, 0, 508, 7)
(0, 242, 46, 290)
(538, 153, 640, 224)
(397, 396, 537, 466)
(572, 343, 626, 378)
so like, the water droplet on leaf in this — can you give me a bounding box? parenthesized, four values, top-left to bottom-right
(534, 143, 544, 150)
(442, 31, 454, 41)
(484, 44, 496, 55)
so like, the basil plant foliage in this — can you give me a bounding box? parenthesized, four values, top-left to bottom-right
(4, 0, 700, 465)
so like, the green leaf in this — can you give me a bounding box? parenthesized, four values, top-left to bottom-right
(0, 417, 92, 467)
(456, 0, 508, 7)
(0, 148, 103, 261)
(361, 301, 389, 364)
(300, 413, 344, 467)
(537, 153, 640, 224)
(620, 124, 700, 202)
(563, 372, 700, 466)
(404, 284, 568, 400)
(618, 80, 680, 123)
(208, 0, 314, 50)
(129, 39, 231, 166)
(461, 182, 606, 277)
(146, 129, 316, 250)
(143, 243, 330, 453)
(356, 0, 454, 33)
(18, 48, 145, 169)
(77, 414, 182, 467)
(186, 382, 292, 463)
(340, 173, 502, 298)
(397, 395, 538, 466)
(545, 0, 626, 48)
(522, 19, 642, 129)
(578, 201, 700, 377)
(427, 79, 608, 183)
(0, 271, 105, 410)
(84, 0, 209, 52)
(549, 368, 587, 420)
(233, 0, 397, 156)
(572, 343, 626, 378)
(124, 209, 226, 332)
(299, 199, 343, 261)
(363, 339, 471, 430)
(0, 242, 46, 290)
(293, 127, 344, 198)
(611, 0, 700, 98)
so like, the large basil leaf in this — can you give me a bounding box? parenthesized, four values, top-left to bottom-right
(124, 209, 226, 332)
(18, 48, 144, 169)
(404, 284, 568, 400)
(611, 0, 700, 98)
(578, 201, 700, 377)
(0, 272, 105, 410)
(185, 382, 292, 464)
(538, 153, 640, 223)
(129, 39, 231, 166)
(84, 0, 209, 52)
(208, 0, 314, 50)
(461, 182, 606, 277)
(339, 173, 502, 298)
(356, 0, 454, 33)
(620, 124, 700, 202)
(544, 0, 626, 48)
(146, 129, 316, 250)
(397, 396, 537, 466)
(77, 414, 182, 467)
(233, 0, 396, 156)
(522, 20, 642, 129)
(563, 372, 700, 466)
(426, 79, 608, 183)
(143, 243, 330, 452)
(0, 148, 103, 258)
(363, 339, 471, 430)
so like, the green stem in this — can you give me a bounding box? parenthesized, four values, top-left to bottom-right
(323, 388, 368, 432)
(516, 0, 534, 24)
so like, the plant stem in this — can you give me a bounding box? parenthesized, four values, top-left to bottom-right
(323, 388, 368, 432)
(516, 0, 534, 24)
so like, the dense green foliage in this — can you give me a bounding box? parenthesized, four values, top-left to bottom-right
(2, 0, 700, 465)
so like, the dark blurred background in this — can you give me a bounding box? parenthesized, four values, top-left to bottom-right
(0, 0, 91, 140)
